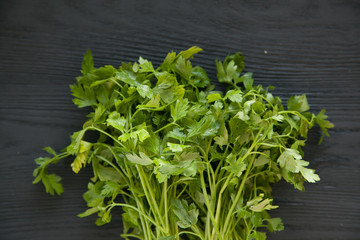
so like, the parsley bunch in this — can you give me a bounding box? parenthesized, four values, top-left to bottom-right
(33, 47, 333, 240)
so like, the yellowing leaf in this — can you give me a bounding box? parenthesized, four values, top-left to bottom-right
(249, 198, 278, 212)
(177, 46, 202, 59)
(71, 141, 92, 173)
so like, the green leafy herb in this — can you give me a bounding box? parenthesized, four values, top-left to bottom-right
(33, 47, 333, 240)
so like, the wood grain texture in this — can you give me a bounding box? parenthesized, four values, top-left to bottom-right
(0, 0, 359, 239)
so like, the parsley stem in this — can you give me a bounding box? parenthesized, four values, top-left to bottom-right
(129, 108, 141, 124)
(136, 165, 167, 232)
(88, 126, 126, 148)
(214, 145, 229, 178)
(94, 142, 130, 179)
(120, 233, 144, 240)
(110, 77, 123, 89)
(34, 153, 71, 184)
(195, 144, 206, 156)
(96, 155, 127, 181)
(247, 151, 270, 158)
(214, 171, 233, 230)
(46, 153, 70, 167)
(215, 127, 264, 230)
(247, 170, 268, 180)
(259, 142, 281, 148)
(223, 153, 257, 235)
(278, 111, 312, 124)
(111, 203, 166, 233)
(244, 92, 274, 109)
(119, 158, 152, 239)
(178, 230, 204, 240)
(199, 170, 222, 240)
(230, 217, 243, 240)
(205, 139, 216, 194)
(176, 184, 187, 198)
(185, 189, 207, 214)
(163, 180, 169, 233)
(154, 121, 178, 133)
(222, 127, 264, 234)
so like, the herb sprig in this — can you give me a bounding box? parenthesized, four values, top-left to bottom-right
(33, 47, 333, 240)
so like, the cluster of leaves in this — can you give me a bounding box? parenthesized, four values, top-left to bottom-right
(33, 47, 333, 240)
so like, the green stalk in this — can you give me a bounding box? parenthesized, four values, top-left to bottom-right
(190, 225, 205, 240)
(218, 127, 265, 237)
(214, 129, 264, 235)
(112, 203, 165, 233)
(88, 126, 126, 148)
(222, 153, 257, 234)
(142, 212, 151, 240)
(278, 111, 312, 124)
(204, 209, 211, 239)
(163, 180, 169, 234)
(122, 160, 152, 239)
(185, 189, 207, 214)
(178, 230, 204, 240)
(199, 170, 222, 240)
(214, 172, 233, 229)
(154, 121, 179, 133)
(244, 92, 274, 109)
(95, 142, 130, 179)
(214, 145, 229, 178)
(120, 233, 144, 240)
(172, 176, 180, 239)
(97, 155, 127, 181)
(136, 165, 167, 233)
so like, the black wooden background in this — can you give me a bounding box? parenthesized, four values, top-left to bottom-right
(1, 1, 359, 239)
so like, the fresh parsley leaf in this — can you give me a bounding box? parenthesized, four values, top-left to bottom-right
(207, 93, 222, 103)
(170, 98, 189, 122)
(175, 56, 192, 79)
(190, 66, 210, 88)
(171, 198, 199, 228)
(41, 173, 64, 196)
(126, 152, 153, 166)
(81, 49, 94, 75)
(106, 111, 126, 132)
(316, 109, 335, 143)
(70, 84, 97, 108)
(138, 57, 155, 73)
(287, 94, 310, 112)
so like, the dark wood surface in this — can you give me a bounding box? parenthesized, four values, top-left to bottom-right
(1, 0, 359, 239)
